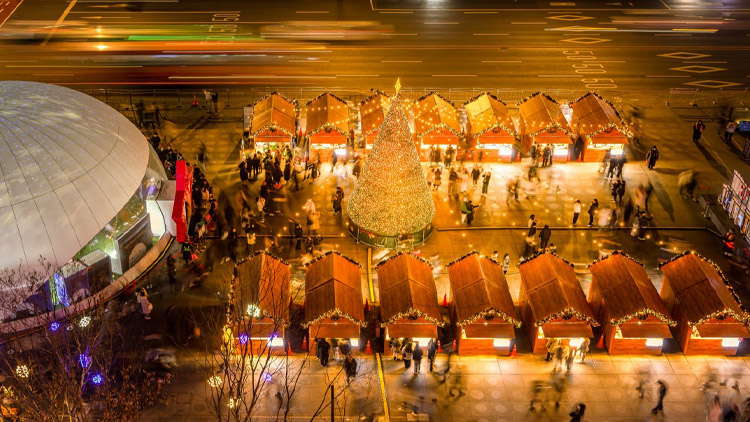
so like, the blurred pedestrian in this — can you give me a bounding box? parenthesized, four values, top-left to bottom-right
(317, 338, 330, 367)
(569, 403, 586, 422)
(390, 338, 402, 361)
(693, 119, 705, 143)
(707, 395, 722, 422)
(137, 288, 153, 320)
(344, 354, 358, 384)
(651, 380, 668, 415)
(481, 172, 491, 195)
(646, 146, 659, 170)
(578, 338, 590, 363)
(465, 200, 478, 227)
(572, 199, 582, 225)
(529, 380, 545, 411)
(552, 375, 566, 408)
(553, 345, 566, 373)
(427, 339, 438, 372)
(502, 253, 510, 275)
(539, 225, 552, 250)
(412, 343, 424, 374)
(725, 121, 737, 144)
(545, 338, 559, 362)
(587, 199, 599, 227)
(402, 341, 413, 370)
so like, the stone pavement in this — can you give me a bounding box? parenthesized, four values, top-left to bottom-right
(133, 94, 750, 421)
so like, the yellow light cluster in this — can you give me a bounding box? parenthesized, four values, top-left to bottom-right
(303, 307, 367, 328)
(609, 307, 677, 328)
(457, 308, 522, 328)
(347, 93, 435, 237)
(532, 306, 600, 328)
(380, 307, 445, 328)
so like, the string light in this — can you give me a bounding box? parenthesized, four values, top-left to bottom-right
(531, 306, 600, 328)
(348, 86, 435, 240)
(376, 251, 433, 270)
(15, 365, 29, 378)
(49, 322, 60, 332)
(413, 92, 462, 139)
(608, 308, 677, 328)
(91, 373, 103, 385)
(464, 93, 520, 141)
(303, 307, 367, 328)
(208, 375, 223, 388)
(78, 316, 91, 328)
(250, 92, 298, 140)
(304, 250, 361, 268)
(380, 307, 445, 328)
(517, 92, 574, 139)
(570, 92, 633, 140)
(306, 92, 349, 143)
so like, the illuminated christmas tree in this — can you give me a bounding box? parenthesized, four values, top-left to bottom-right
(348, 80, 435, 248)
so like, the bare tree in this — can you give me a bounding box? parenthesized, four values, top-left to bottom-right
(0, 260, 162, 422)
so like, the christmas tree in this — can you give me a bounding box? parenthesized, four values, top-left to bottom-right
(347, 81, 435, 247)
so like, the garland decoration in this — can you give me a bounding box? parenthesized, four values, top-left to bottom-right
(376, 251, 433, 270)
(587, 250, 644, 268)
(304, 250, 362, 268)
(457, 308, 522, 328)
(517, 251, 575, 269)
(609, 307, 677, 327)
(380, 307, 445, 328)
(532, 306, 600, 327)
(570, 92, 633, 140)
(302, 308, 367, 328)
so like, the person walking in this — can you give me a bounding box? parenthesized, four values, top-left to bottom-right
(569, 403, 586, 422)
(606, 155, 617, 179)
(465, 200, 478, 227)
(433, 167, 442, 191)
(693, 119, 705, 143)
(332, 187, 344, 215)
(529, 380, 545, 411)
(211, 91, 219, 114)
(578, 338, 590, 363)
(502, 253, 510, 275)
(318, 338, 330, 367)
(552, 375, 566, 408)
(617, 179, 626, 204)
(166, 254, 177, 292)
(646, 146, 659, 170)
(553, 344, 566, 373)
(256, 196, 266, 223)
(402, 341, 413, 370)
(651, 380, 668, 415)
(539, 225, 552, 250)
(545, 338, 559, 362)
(707, 395, 722, 422)
(426, 167, 435, 188)
(725, 121, 737, 144)
(587, 199, 599, 227)
(481, 172, 491, 195)
(390, 338, 402, 361)
(412, 344, 424, 374)
(137, 288, 153, 320)
(445, 145, 454, 168)
(611, 179, 620, 202)
(448, 168, 458, 197)
(471, 165, 481, 186)
(344, 354, 358, 384)
(427, 339, 438, 372)
(616, 156, 626, 178)
(572, 199, 582, 226)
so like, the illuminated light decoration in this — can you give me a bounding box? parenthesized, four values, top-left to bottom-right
(347, 85, 435, 248)
(413, 92, 463, 139)
(531, 306, 600, 328)
(722, 338, 742, 348)
(659, 250, 749, 321)
(304, 250, 362, 269)
(569, 92, 633, 140)
(645, 338, 663, 347)
(78, 353, 92, 369)
(268, 335, 284, 347)
(246, 304, 263, 319)
(493, 338, 511, 348)
(249, 91, 299, 142)
(49, 322, 60, 332)
(516, 92, 575, 138)
(359, 90, 392, 140)
(91, 373, 104, 385)
(228, 398, 239, 409)
(517, 250, 575, 269)
(15, 365, 30, 378)
(305, 92, 350, 144)
(78, 316, 92, 328)
(380, 307, 445, 328)
(239, 333, 249, 345)
(568, 338, 584, 348)
(463, 92, 520, 140)
(376, 251, 433, 270)
(350, 338, 359, 348)
(301, 307, 367, 328)
(264, 373, 273, 382)
(207, 375, 223, 388)
(455, 308, 522, 328)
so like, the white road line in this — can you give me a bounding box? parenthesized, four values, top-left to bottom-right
(464, 11, 497, 14)
(655, 33, 691, 36)
(659, 0, 671, 10)
(288, 60, 329, 63)
(473, 33, 509, 36)
(168, 75, 336, 79)
(432, 74, 477, 77)
(511, 22, 548, 24)
(383, 33, 418, 36)
(379, 11, 413, 14)
(296, 11, 329, 14)
(538, 75, 579, 77)
(424, 21, 459, 25)
(687, 61, 728, 64)
(582, 60, 626, 63)
(336, 74, 380, 77)
(482, 60, 522, 63)
(381, 60, 422, 63)
(645, 75, 690, 78)
(7, 65, 142, 68)
(41, 0, 78, 46)
(71, 10, 241, 13)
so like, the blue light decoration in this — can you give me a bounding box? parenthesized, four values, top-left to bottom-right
(49, 322, 60, 332)
(78, 353, 92, 369)
(239, 333, 249, 345)
(264, 373, 272, 383)
(91, 373, 103, 385)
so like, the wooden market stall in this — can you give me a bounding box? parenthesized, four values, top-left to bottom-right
(377, 252, 443, 355)
(570, 92, 630, 162)
(413, 92, 462, 161)
(447, 252, 521, 355)
(659, 251, 750, 355)
(464, 93, 524, 162)
(588, 252, 675, 355)
(250, 92, 297, 150)
(517, 93, 574, 162)
(359, 90, 391, 149)
(305, 92, 350, 159)
(234, 251, 291, 354)
(304, 251, 366, 354)
(517, 253, 599, 354)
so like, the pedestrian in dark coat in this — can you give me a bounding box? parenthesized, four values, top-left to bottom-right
(343, 354, 357, 384)
(617, 180, 626, 203)
(651, 380, 668, 414)
(587, 199, 599, 227)
(427, 339, 438, 372)
(318, 339, 330, 367)
(402, 342, 413, 370)
(239, 160, 248, 182)
(481, 172, 491, 195)
(607, 156, 617, 179)
(471, 166, 481, 186)
(569, 403, 586, 422)
(466, 200, 478, 227)
(616, 156, 626, 177)
(539, 225, 552, 250)
(412, 344, 424, 374)
(611, 179, 620, 202)
(693, 119, 705, 143)
(646, 146, 659, 170)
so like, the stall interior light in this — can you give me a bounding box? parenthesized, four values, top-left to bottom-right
(493, 338, 511, 348)
(722, 338, 742, 348)
(334, 148, 347, 156)
(568, 338, 584, 348)
(610, 148, 624, 156)
(350, 338, 359, 348)
(413, 338, 431, 347)
(553, 148, 569, 157)
(645, 338, 663, 347)
(269, 336, 284, 347)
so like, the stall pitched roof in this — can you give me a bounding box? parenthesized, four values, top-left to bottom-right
(570, 92, 630, 139)
(376, 252, 442, 326)
(303, 251, 365, 327)
(517, 253, 598, 327)
(588, 252, 675, 326)
(659, 251, 749, 325)
(413, 92, 461, 138)
(360, 91, 391, 137)
(447, 252, 521, 327)
(464, 93, 518, 139)
(235, 251, 291, 324)
(517, 92, 573, 138)
(305, 92, 349, 137)
(251, 92, 297, 137)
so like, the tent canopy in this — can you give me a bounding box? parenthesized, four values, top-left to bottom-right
(659, 251, 748, 326)
(518, 253, 598, 327)
(251, 92, 297, 139)
(304, 251, 364, 326)
(517, 93, 573, 140)
(413, 92, 461, 140)
(447, 252, 520, 327)
(360, 91, 391, 138)
(305, 92, 349, 143)
(235, 252, 291, 324)
(465, 93, 518, 141)
(570, 92, 629, 142)
(376, 253, 441, 326)
(589, 252, 674, 326)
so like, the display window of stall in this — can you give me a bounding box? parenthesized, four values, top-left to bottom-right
(413, 92, 462, 160)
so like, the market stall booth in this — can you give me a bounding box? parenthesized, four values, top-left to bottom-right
(659, 251, 750, 355)
(447, 252, 521, 355)
(303, 251, 366, 354)
(413, 92, 462, 162)
(588, 252, 675, 355)
(305, 92, 350, 161)
(464, 93, 524, 162)
(377, 252, 443, 355)
(570, 92, 630, 162)
(518, 253, 598, 354)
(250, 92, 298, 151)
(234, 251, 291, 354)
(517, 93, 574, 162)
(359, 90, 391, 149)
